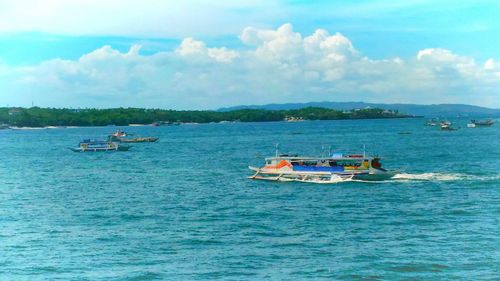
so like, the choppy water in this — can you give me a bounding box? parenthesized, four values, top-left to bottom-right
(0, 118, 499, 280)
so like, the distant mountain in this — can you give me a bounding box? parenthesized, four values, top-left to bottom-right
(219, 102, 500, 117)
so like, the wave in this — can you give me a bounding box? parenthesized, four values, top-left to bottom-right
(268, 172, 499, 184)
(392, 172, 499, 182)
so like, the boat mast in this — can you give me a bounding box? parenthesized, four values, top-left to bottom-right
(363, 144, 366, 158)
(275, 143, 279, 158)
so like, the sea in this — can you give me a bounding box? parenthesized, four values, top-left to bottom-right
(0, 118, 499, 280)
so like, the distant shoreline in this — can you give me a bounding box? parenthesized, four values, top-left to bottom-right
(219, 101, 500, 117)
(2, 116, 425, 130)
(1, 106, 419, 128)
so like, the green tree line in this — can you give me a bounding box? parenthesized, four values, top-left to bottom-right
(0, 107, 409, 127)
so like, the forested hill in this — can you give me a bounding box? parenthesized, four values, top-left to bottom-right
(219, 102, 500, 117)
(0, 107, 414, 127)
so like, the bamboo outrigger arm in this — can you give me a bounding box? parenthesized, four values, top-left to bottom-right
(249, 170, 260, 179)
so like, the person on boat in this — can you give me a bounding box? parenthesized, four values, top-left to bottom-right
(317, 160, 328, 167)
(371, 158, 387, 171)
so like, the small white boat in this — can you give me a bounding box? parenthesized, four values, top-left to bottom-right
(440, 121, 457, 131)
(249, 150, 398, 184)
(111, 130, 131, 137)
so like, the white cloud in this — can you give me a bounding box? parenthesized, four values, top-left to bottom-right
(207, 48, 239, 63)
(0, 23, 499, 109)
(484, 58, 495, 70)
(176, 38, 238, 63)
(176, 38, 206, 57)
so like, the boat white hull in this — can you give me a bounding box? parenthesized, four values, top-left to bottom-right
(248, 166, 396, 183)
(69, 145, 131, 152)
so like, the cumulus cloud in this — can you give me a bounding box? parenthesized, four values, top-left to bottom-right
(176, 38, 239, 63)
(0, 23, 499, 109)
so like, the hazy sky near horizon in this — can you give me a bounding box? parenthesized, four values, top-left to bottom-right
(0, 0, 499, 109)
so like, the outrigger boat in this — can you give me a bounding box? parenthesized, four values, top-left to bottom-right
(249, 150, 398, 183)
(440, 122, 458, 131)
(108, 135, 159, 143)
(469, 119, 494, 127)
(69, 139, 131, 152)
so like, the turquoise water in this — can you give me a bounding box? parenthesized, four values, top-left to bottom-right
(0, 118, 499, 280)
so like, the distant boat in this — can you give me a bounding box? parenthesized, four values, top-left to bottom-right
(284, 116, 305, 122)
(156, 121, 181, 126)
(470, 119, 494, 126)
(70, 139, 131, 152)
(440, 123, 457, 131)
(111, 130, 131, 137)
(425, 119, 438, 126)
(109, 135, 159, 143)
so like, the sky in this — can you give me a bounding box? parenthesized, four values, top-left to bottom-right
(0, 0, 499, 109)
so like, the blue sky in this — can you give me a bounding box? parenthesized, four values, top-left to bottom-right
(0, 0, 499, 109)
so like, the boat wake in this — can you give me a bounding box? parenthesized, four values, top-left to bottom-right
(256, 172, 499, 184)
(392, 172, 499, 182)
(253, 172, 499, 184)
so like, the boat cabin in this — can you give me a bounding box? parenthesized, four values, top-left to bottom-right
(263, 154, 384, 173)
